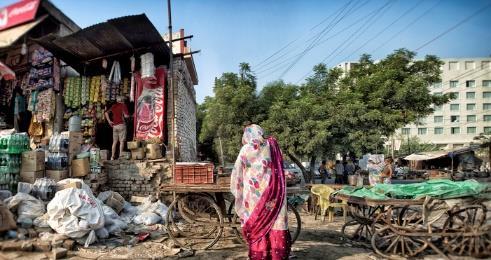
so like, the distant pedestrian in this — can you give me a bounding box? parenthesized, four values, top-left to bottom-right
(345, 160, 356, 175)
(380, 157, 394, 184)
(334, 160, 344, 184)
(318, 160, 328, 184)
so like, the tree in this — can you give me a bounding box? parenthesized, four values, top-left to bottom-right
(199, 64, 257, 163)
(392, 136, 439, 157)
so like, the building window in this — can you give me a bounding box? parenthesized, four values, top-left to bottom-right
(466, 80, 475, 88)
(484, 103, 491, 110)
(483, 80, 491, 87)
(484, 92, 491, 98)
(467, 127, 476, 134)
(485, 127, 491, 134)
(401, 128, 410, 135)
(484, 115, 491, 122)
(465, 61, 475, 69)
(466, 92, 475, 99)
(450, 92, 459, 99)
(449, 62, 459, 70)
(434, 127, 444, 135)
(451, 127, 460, 134)
(434, 105, 442, 111)
(483, 61, 491, 69)
(432, 82, 442, 88)
(450, 115, 460, 123)
(434, 116, 443, 123)
(467, 115, 476, 122)
(418, 128, 427, 135)
(467, 103, 476, 110)
(450, 104, 459, 111)
(449, 80, 459, 88)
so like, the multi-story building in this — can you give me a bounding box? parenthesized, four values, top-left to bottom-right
(396, 58, 491, 149)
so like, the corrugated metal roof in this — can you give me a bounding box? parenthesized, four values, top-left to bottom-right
(35, 14, 170, 74)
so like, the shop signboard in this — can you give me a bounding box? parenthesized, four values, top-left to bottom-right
(0, 0, 40, 31)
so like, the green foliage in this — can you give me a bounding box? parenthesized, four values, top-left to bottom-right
(391, 136, 440, 157)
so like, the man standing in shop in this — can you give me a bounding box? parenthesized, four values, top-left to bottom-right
(105, 96, 129, 160)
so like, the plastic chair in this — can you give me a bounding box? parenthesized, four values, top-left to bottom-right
(311, 184, 347, 222)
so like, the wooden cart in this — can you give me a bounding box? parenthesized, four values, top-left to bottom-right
(333, 193, 491, 259)
(160, 183, 307, 250)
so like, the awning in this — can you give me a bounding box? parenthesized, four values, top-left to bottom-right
(34, 14, 171, 75)
(0, 17, 45, 49)
(404, 145, 481, 161)
(0, 62, 15, 80)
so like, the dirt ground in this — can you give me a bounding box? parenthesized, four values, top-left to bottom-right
(0, 211, 378, 260)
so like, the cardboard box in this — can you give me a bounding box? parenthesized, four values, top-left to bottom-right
(105, 192, 125, 213)
(72, 158, 89, 177)
(131, 148, 145, 160)
(56, 181, 82, 191)
(21, 151, 45, 172)
(20, 170, 44, 184)
(46, 170, 68, 182)
(61, 131, 83, 144)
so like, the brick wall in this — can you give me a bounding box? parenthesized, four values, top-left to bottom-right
(104, 159, 171, 199)
(167, 59, 197, 162)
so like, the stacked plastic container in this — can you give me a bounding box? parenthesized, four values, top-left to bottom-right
(0, 133, 30, 191)
(47, 133, 69, 171)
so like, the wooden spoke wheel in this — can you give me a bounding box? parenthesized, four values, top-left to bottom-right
(166, 194, 224, 250)
(442, 204, 491, 258)
(371, 206, 427, 258)
(371, 226, 428, 258)
(342, 204, 384, 241)
(230, 202, 302, 244)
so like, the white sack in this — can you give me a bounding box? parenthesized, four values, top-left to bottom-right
(47, 188, 104, 238)
(5, 192, 45, 220)
(133, 212, 161, 226)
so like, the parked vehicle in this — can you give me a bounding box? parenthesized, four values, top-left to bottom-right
(284, 163, 302, 184)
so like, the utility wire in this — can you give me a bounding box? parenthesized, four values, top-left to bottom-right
(415, 2, 491, 51)
(371, 0, 443, 54)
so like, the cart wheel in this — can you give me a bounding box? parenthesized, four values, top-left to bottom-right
(442, 204, 491, 258)
(371, 226, 428, 258)
(231, 202, 301, 244)
(167, 194, 224, 250)
(344, 204, 384, 241)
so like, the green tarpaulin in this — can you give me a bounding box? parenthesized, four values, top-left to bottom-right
(337, 179, 488, 200)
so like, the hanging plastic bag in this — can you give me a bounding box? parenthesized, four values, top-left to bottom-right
(108, 61, 121, 85)
(140, 52, 155, 79)
(47, 188, 104, 238)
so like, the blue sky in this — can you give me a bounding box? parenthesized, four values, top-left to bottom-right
(2, 0, 491, 103)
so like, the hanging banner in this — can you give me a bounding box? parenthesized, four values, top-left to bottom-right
(0, 0, 40, 31)
(134, 67, 166, 141)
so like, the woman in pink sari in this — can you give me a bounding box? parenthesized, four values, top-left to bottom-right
(231, 124, 291, 260)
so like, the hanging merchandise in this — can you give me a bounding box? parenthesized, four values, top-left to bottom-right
(122, 78, 129, 96)
(130, 56, 135, 102)
(140, 52, 155, 79)
(102, 59, 108, 69)
(108, 61, 121, 85)
(81, 76, 89, 106)
(34, 89, 55, 122)
(100, 75, 107, 104)
(89, 76, 101, 104)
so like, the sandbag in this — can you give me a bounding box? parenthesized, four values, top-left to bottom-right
(47, 188, 104, 238)
(5, 192, 46, 220)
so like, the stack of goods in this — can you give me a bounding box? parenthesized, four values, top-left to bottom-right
(0, 80, 14, 106)
(79, 149, 108, 193)
(28, 48, 55, 91)
(127, 141, 145, 160)
(32, 88, 55, 122)
(46, 133, 69, 181)
(20, 150, 45, 184)
(0, 133, 30, 191)
(60, 131, 83, 177)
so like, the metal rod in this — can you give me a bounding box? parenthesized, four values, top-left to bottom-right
(167, 0, 176, 181)
(173, 50, 201, 57)
(167, 35, 193, 43)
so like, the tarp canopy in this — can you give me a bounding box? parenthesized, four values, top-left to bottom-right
(0, 17, 45, 49)
(404, 145, 481, 161)
(35, 14, 171, 75)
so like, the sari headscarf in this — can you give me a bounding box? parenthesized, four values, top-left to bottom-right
(231, 124, 288, 245)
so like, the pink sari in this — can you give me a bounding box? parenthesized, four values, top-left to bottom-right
(231, 125, 291, 260)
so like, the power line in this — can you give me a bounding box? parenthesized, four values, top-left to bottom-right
(255, 0, 370, 74)
(371, 0, 443, 54)
(277, 0, 362, 79)
(296, 1, 393, 83)
(253, 1, 354, 69)
(340, 0, 424, 62)
(415, 2, 491, 51)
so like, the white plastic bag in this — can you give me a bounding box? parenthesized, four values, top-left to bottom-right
(133, 212, 161, 226)
(33, 213, 50, 228)
(47, 188, 104, 238)
(5, 192, 46, 220)
(57, 178, 93, 195)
